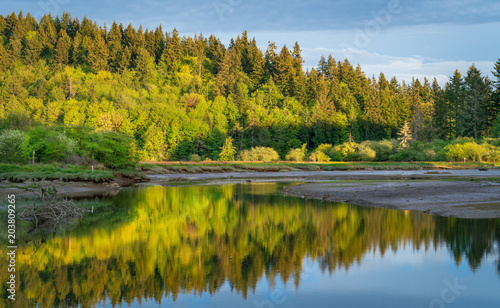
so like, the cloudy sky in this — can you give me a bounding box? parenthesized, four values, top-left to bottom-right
(3, 0, 500, 84)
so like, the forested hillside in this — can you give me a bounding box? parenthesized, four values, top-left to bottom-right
(1, 12, 500, 164)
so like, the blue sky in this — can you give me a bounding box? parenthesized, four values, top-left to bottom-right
(3, 0, 500, 84)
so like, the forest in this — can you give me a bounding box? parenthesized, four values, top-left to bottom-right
(1, 11, 500, 167)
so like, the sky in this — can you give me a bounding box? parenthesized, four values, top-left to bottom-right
(2, 0, 500, 85)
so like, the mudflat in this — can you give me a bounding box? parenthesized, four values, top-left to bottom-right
(281, 180, 500, 219)
(2, 169, 500, 218)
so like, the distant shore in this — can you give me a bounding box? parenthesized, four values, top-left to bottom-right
(2, 164, 500, 219)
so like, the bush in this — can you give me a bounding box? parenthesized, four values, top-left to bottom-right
(308, 150, 331, 162)
(239, 147, 280, 161)
(316, 144, 336, 159)
(444, 141, 498, 162)
(86, 131, 138, 169)
(189, 154, 202, 162)
(28, 128, 77, 163)
(332, 142, 358, 161)
(357, 141, 376, 161)
(66, 126, 138, 169)
(367, 139, 397, 161)
(0, 129, 29, 163)
(285, 144, 307, 161)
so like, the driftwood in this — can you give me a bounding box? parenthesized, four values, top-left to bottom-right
(18, 185, 89, 233)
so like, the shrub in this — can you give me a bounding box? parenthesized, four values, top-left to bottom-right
(285, 144, 307, 161)
(332, 142, 358, 161)
(285, 148, 306, 161)
(28, 129, 77, 163)
(86, 131, 138, 169)
(308, 150, 331, 162)
(0, 129, 29, 163)
(357, 141, 376, 161)
(66, 126, 138, 169)
(368, 139, 397, 161)
(189, 154, 202, 162)
(316, 144, 336, 159)
(239, 147, 280, 161)
(444, 141, 498, 162)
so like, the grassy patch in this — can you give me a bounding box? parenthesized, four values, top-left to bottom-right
(0, 163, 114, 182)
(139, 161, 497, 174)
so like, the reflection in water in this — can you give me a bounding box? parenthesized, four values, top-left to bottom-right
(0, 183, 499, 307)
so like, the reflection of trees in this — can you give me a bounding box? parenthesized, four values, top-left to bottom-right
(0, 184, 499, 307)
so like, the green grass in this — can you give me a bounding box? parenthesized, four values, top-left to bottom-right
(0, 163, 114, 182)
(139, 161, 498, 174)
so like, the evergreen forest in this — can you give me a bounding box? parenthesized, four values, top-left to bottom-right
(1, 12, 500, 167)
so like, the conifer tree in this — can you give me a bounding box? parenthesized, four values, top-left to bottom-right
(54, 29, 71, 69)
(87, 34, 109, 72)
(463, 64, 491, 138)
(23, 31, 43, 65)
(219, 136, 236, 161)
(107, 21, 123, 71)
(275, 45, 293, 96)
(398, 120, 412, 149)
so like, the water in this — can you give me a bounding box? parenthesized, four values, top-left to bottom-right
(1, 183, 500, 307)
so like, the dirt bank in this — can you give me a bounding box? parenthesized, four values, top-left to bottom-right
(2, 169, 500, 218)
(0, 180, 121, 200)
(281, 180, 500, 219)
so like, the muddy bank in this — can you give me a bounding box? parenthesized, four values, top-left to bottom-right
(2, 169, 500, 218)
(0, 180, 122, 200)
(148, 169, 500, 187)
(281, 180, 500, 219)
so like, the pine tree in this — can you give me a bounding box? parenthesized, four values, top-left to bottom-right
(53, 29, 71, 69)
(153, 25, 165, 63)
(87, 34, 109, 72)
(219, 136, 236, 161)
(274, 45, 294, 96)
(463, 64, 491, 138)
(247, 38, 264, 88)
(23, 31, 43, 65)
(446, 70, 464, 138)
(107, 21, 123, 71)
(264, 41, 277, 81)
(160, 28, 181, 72)
(398, 120, 412, 149)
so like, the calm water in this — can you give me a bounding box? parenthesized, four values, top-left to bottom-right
(1, 183, 500, 307)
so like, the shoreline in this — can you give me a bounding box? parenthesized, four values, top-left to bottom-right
(1, 169, 500, 218)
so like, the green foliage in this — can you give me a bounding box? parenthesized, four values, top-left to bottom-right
(308, 150, 331, 162)
(28, 130, 77, 163)
(0, 129, 29, 163)
(85, 131, 138, 169)
(0, 163, 114, 182)
(332, 142, 358, 161)
(444, 141, 500, 162)
(189, 154, 202, 162)
(219, 137, 236, 161)
(357, 141, 377, 161)
(390, 139, 448, 161)
(285, 143, 307, 161)
(491, 115, 500, 138)
(0, 13, 498, 165)
(239, 146, 280, 162)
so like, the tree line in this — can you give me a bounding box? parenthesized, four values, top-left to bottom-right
(1, 11, 500, 163)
